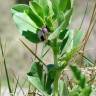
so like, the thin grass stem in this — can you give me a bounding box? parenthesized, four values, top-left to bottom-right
(20, 39, 47, 67)
(14, 76, 19, 96)
(0, 38, 13, 96)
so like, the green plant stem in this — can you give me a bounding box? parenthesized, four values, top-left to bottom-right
(53, 39, 58, 65)
(54, 73, 59, 96)
(53, 39, 59, 96)
(53, 53, 58, 96)
(53, 51, 58, 65)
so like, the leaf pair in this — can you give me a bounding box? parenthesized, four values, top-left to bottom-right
(51, 0, 72, 19)
(27, 62, 54, 96)
(48, 9, 72, 40)
(70, 65, 86, 88)
(11, 2, 46, 43)
(11, 0, 73, 44)
(27, 62, 67, 96)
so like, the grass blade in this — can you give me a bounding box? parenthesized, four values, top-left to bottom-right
(19, 39, 47, 67)
(0, 38, 13, 96)
(14, 76, 19, 96)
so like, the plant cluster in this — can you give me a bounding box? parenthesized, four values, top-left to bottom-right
(11, 0, 92, 96)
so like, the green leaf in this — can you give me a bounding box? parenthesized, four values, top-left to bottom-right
(79, 75, 86, 88)
(45, 17, 53, 32)
(32, 0, 39, 3)
(70, 65, 81, 81)
(28, 62, 43, 81)
(48, 9, 72, 40)
(48, 64, 67, 81)
(12, 12, 37, 34)
(32, 0, 54, 17)
(60, 34, 69, 53)
(59, 29, 68, 40)
(51, 0, 59, 17)
(59, 0, 67, 12)
(73, 30, 84, 47)
(11, 4, 29, 14)
(70, 64, 86, 88)
(61, 29, 73, 54)
(64, 0, 71, 12)
(48, 20, 65, 40)
(58, 29, 69, 54)
(28, 63, 58, 96)
(34, 0, 49, 16)
(22, 31, 40, 43)
(46, 64, 55, 94)
(59, 80, 69, 96)
(27, 62, 67, 96)
(29, 1, 44, 19)
(58, 0, 72, 23)
(79, 86, 92, 96)
(69, 87, 79, 96)
(60, 46, 78, 64)
(47, 64, 57, 80)
(70, 86, 81, 96)
(27, 3, 44, 27)
(59, 0, 72, 12)
(27, 62, 50, 96)
(47, 0, 54, 17)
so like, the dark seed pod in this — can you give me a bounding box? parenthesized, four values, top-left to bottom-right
(38, 30, 45, 41)
(38, 27, 49, 41)
(42, 27, 48, 34)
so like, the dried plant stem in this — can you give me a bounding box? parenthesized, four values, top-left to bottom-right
(17, 79, 27, 96)
(34, 44, 38, 60)
(87, 73, 96, 84)
(79, 2, 96, 67)
(28, 43, 38, 96)
(78, 51, 95, 65)
(14, 76, 19, 95)
(82, 2, 96, 50)
(0, 64, 1, 96)
(0, 38, 13, 96)
(28, 91, 42, 96)
(79, 0, 89, 30)
(11, 71, 26, 96)
(20, 39, 47, 67)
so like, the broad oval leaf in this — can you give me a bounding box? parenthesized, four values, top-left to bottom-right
(39, 0, 49, 16)
(63, 0, 71, 12)
(12, 12, 37, 34)
(33, 0, 49, 16)
(27, 62, 55, 96)
(22, 31, 40, 43)
(51, 0, 59, 18)
(59, 0, 68, 12)
(27, 62, 50, 96)
(11, 4, 29, 14)
(48, 9, 72, 40)
(29, 1, 44, 19)
(27, 4, 44, 28)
